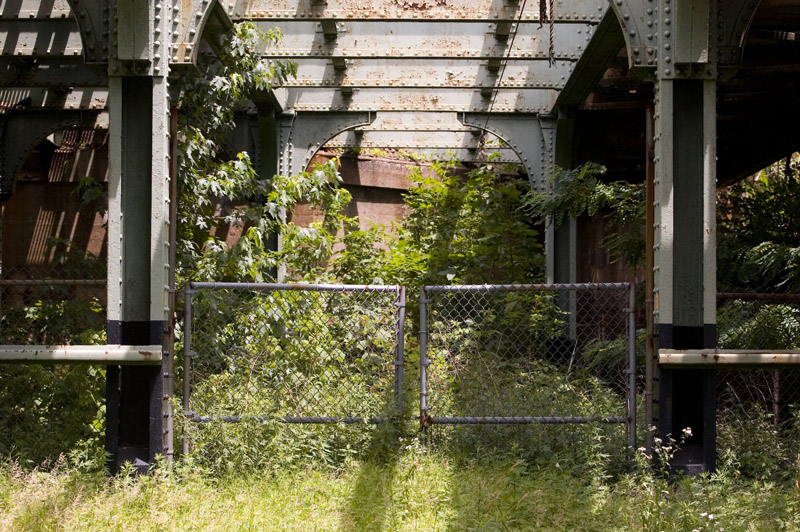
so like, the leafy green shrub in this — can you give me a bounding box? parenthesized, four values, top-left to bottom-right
(0, 365, 105, 468)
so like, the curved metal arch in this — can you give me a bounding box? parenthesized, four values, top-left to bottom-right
(718, 0, 763, 67)
(458, 112, 554, 192)
(172, 0, 234, 65)
(605, 0, 657, 76)
(63, 0, 108, 63)
(278, 111, 376, 177)
(1, 111, 101, 200)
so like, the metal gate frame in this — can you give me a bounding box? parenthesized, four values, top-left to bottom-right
(181, 282, 406, 454)
(419, 283, 637, 449)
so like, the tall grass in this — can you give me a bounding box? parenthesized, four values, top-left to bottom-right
(3, 446, 800, 532)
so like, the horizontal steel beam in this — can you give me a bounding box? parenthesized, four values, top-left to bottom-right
(429, 416, 626, 424)
(188, 415, 389, 423)
(231, 0, 607, 22)
(242, 13, 603, 23)
(284, 58, 575, 89)
(659, 349, 800, 366)
(274, 87, 557, 113)
(0, 20, 82, 57)
(189, 281, 401, 291)
(0, 345, 163, 364)
(325, 147, 522, 165)
(0, 0, 72, 19)
(325, 129, 503, 149)
(0, 87, 107, 110)
(258, 20, 595, 60)
(0, 57, 106, 87)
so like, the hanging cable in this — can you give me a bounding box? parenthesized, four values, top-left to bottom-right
(478, 0, 529, 158)
(548, 0, 555, 65)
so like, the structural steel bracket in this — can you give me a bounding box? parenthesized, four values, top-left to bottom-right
(459, 112, 554, 192)
(278, 111, 376, 176)
(608, 0, 761, 79)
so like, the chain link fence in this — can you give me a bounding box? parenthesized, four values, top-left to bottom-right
(419, 283, 636, 464)
(181, 282, 405, 468)
(713, 179, 800, 476)
(0, 263, 107, 467)
(714, 293, 800, 477)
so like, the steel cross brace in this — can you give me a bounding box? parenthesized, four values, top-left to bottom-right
(278, 111, 375, 176)
(458, 112, 555, 192)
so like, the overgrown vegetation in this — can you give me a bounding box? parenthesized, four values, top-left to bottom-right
(3, 18, 800, 531)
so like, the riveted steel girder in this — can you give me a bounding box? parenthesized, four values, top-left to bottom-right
(274, 86, 559, 113)
(229, 0, 607, 21)
(259, 20, 595, 60)
(0, 18, 83, 57)
(323, 111, 522, 164)
(0, 57, 106, 86)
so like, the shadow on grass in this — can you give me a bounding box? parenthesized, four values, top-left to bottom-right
(337, 421, 404, 532)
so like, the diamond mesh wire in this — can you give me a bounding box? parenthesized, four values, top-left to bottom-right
(0, 251, 106, 346)
(714, 294, 800, 477)
(421, 284, 633, 423)
(716, 368, 800, 478)
(184, 284, 404, 425)
(0, 268, 106, 467)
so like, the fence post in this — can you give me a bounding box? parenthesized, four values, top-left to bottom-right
(628, 283, 637, 450)
(419, 287, 429, 425)
(182, 283, 193, 457)
(394, 286, 406, 418)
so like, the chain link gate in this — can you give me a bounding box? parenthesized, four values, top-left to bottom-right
(181, 282, 405, 460)
(419, 283, 636, 448)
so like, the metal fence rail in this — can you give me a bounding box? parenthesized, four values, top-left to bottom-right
(182, 282, 405, 455)
(0, 276, 106, 345)
(713, 292, 800, 474)
(420, 283, 636, 447)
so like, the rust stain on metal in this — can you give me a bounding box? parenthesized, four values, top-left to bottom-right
(391, 0, 448, 9)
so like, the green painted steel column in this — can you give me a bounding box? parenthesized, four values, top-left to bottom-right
(653, 74, 717, 473)
(105, 0, 171, 472)
(551, 109, 577, 286)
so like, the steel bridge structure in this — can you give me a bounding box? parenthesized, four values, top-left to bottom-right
(0, 0, 798, 472)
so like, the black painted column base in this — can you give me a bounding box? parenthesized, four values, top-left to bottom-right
(657, 324, 717, 474)
(105, 320, 165, 474)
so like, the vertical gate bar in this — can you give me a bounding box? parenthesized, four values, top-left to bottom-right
(181, 283, 193, 457)
(419, 287, 428, 422)
(395, 286, 406, 417)
(628, 283, 637, 449)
